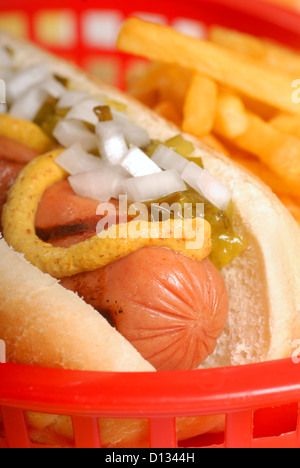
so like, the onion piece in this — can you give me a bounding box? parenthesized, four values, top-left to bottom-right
(53, 119, 98, 152)
(121, 145, 162, 177)
(197, 170, 232, 211)
(96, 120, 128, 165)
(66, 97, 105, 126)
(6, 63, 50, 103)
(55, 142, 105, 175)
(182, 162, 232, 211)
(41, 78, 66, 99)
(56, 90, 88, 109)
(69, 167, 128, 202)
(0, 47, 13, 68)
(151, 144, 189, 174)
(112, 110, 151, 148)
(123, 170, 187, 202)
(10, 86, 48, 121)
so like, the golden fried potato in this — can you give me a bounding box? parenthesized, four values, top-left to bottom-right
(182, 73, 218, 137)
(118, 18, 300, 115)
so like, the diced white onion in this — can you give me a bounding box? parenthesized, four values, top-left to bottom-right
(197, 170, 232, 211)
(41, 78, 66, 99)
(6, 63, 50, 103)
(0, 47, 13, 68)
(112, 110, 151, 148)
(55, 142, 105, 175)
(151, 144, 189, 174)
(109, 168, 129, 199)
(10, 86, 48, 121)
(96, 120, 128, 165)
(69, 167, 128, 202)
(56, 90, 88, 109)
(182, 162, 232, 210)
(121, 145, 162, 177)
(123, 170, 187, 202)
(181, 161, 204, 189)
(66, 97, 104, 126)
(53, 119, 98, 152)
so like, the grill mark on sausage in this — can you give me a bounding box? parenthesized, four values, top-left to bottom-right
(36, 216, 100, 242)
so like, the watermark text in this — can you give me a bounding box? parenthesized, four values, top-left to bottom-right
(291, 339, 300, 364)
(292, 79, 300, 104)
(96, 196, 205, 250)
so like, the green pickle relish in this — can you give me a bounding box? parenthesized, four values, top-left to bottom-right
(146, 189, 247, 270)
(146, 134, 196, 158)
(34, 97, 69, 139)
(145, 136, 247, 269)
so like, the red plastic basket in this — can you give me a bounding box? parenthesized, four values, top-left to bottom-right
(1, 0, 300, 449)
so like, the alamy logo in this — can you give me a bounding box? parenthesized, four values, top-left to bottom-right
(291, 339, 300, 364)
(292, 79, 300, 104)
(95, 196, 206, 250)
(0, 79, 5, 104)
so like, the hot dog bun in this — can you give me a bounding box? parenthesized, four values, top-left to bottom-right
(0, 31, 300, 447)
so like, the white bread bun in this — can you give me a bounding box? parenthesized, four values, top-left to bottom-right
(0, 32, 300, 447)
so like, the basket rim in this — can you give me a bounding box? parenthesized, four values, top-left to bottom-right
(0, 358, 299, 417)
(0, 0, 300, 421)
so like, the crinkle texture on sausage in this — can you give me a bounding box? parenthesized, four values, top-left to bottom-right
(61, 247, 229, 371)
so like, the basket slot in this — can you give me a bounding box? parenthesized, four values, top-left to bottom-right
(225, 411, 253, 448)
(0, 406, 31, 448)
(149, 417, 177, 448)
(72, 415, 102, 448)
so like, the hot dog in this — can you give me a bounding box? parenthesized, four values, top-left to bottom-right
(60, 248, 228, 371)
(0, 31, 300, 448)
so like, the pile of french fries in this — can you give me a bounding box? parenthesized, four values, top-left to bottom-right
(118, 19, 300, 225)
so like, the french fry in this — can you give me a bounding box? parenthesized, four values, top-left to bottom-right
(127, 61, 191, 116)
(117, 18, 300, 115)
(130, 86, 160, 108)
(270, 113, 300, 139)
(153, 100, 182, 127)
(127, 61, 163, 93)
(209, 26, 300, 76)
(182, 73, 218, 137)
(229, 149, 296, 197)
(201, 134, 230, 156)
(237, 93, 277, 121)
(213, 90, 249, 138)
(235, 113, 300, 196)
(155, 63, 192, 112)
(229, 147, 300, 224)
(127, 62, 161, 107)
(120, 18, 300, 221)
(212, 97, 300, 196)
